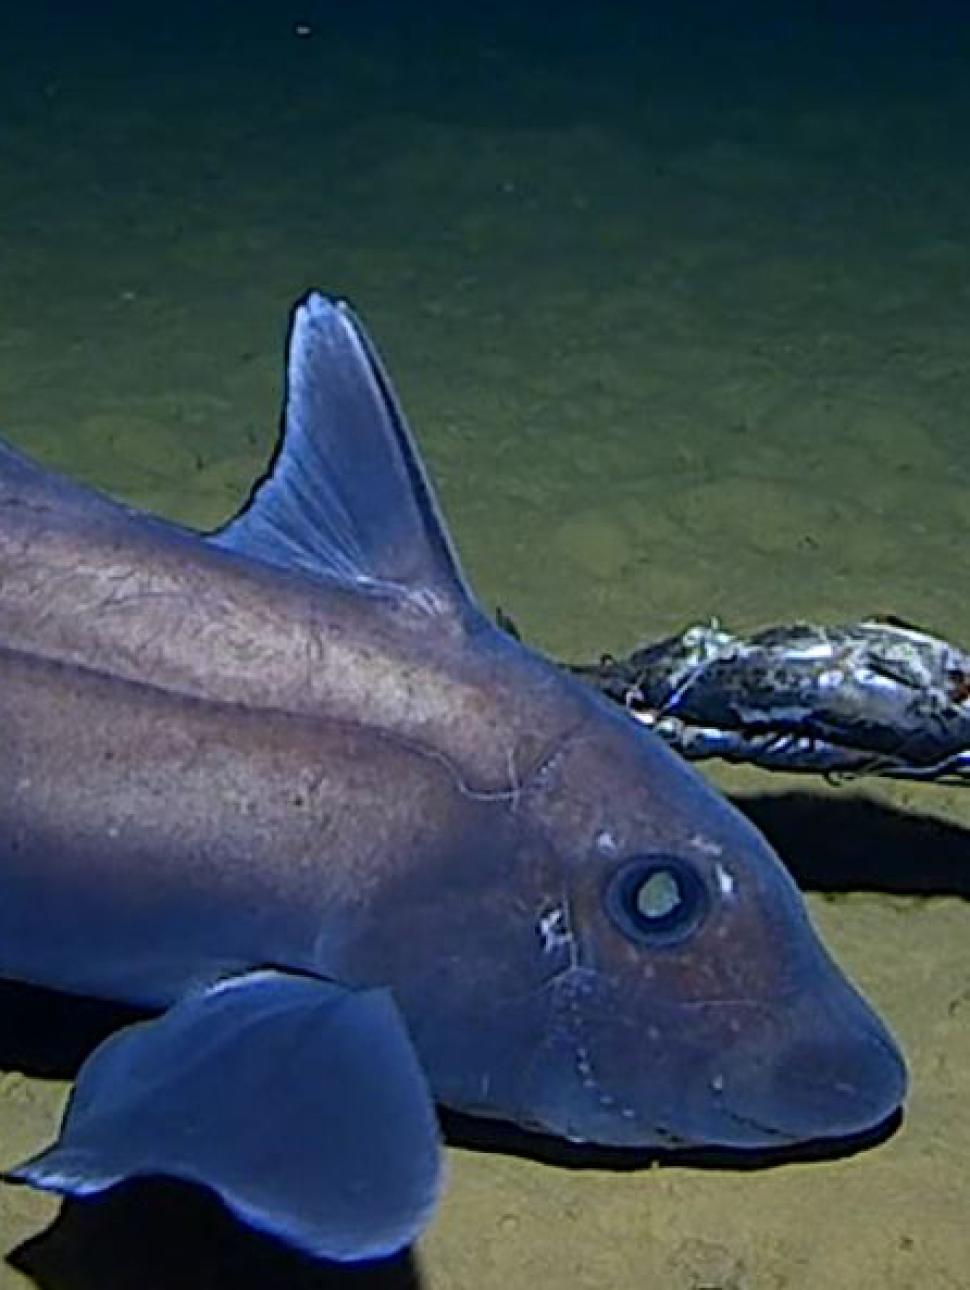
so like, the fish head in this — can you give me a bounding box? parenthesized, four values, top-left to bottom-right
(487, 707, 906, 1149)
(385, 703, 906, 1152)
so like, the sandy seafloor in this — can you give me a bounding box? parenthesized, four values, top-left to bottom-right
(1, 2, 969, 1286)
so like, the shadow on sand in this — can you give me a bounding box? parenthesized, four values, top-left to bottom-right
(9, 1181, 420, 1290)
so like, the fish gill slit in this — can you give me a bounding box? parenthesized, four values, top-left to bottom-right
(546, 891, 640, 1124)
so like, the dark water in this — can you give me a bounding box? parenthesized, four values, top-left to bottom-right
(0, 3, 968, 1287)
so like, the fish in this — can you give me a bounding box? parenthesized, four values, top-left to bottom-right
(0, 293, 906, 1261)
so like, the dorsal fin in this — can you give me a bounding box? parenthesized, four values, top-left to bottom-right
(211, 293, 478, 619)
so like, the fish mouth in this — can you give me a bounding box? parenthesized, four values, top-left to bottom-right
(512, 969, 907, 1153)
(712, 1004, 907, 1149)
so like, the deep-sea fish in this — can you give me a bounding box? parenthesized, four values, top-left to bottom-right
(0, 294, 906, 1261)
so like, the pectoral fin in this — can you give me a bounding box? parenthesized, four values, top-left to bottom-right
(6, 969, 442, 1262)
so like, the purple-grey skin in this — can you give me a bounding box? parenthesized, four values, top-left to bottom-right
(0, 295, 905, 1259)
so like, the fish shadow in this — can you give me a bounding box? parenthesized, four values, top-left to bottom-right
(9, 1180, 420, 1290)
(1, 785, 960, 1289)
(733, 786, 970, 898)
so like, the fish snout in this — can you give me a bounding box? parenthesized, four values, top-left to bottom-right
(505, 963, 906, 1153)
(717, 981, 907, 1148)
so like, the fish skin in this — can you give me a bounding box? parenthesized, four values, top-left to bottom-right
(0, 293, 906, 1156)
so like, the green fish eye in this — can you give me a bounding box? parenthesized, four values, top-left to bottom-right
(604, 855, 709, 946)
(636, 868, 680, 918)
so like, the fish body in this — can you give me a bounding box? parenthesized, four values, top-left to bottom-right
(0, 295, 906, 1258)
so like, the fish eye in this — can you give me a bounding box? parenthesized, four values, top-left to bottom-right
(604, 854, 709, 946)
